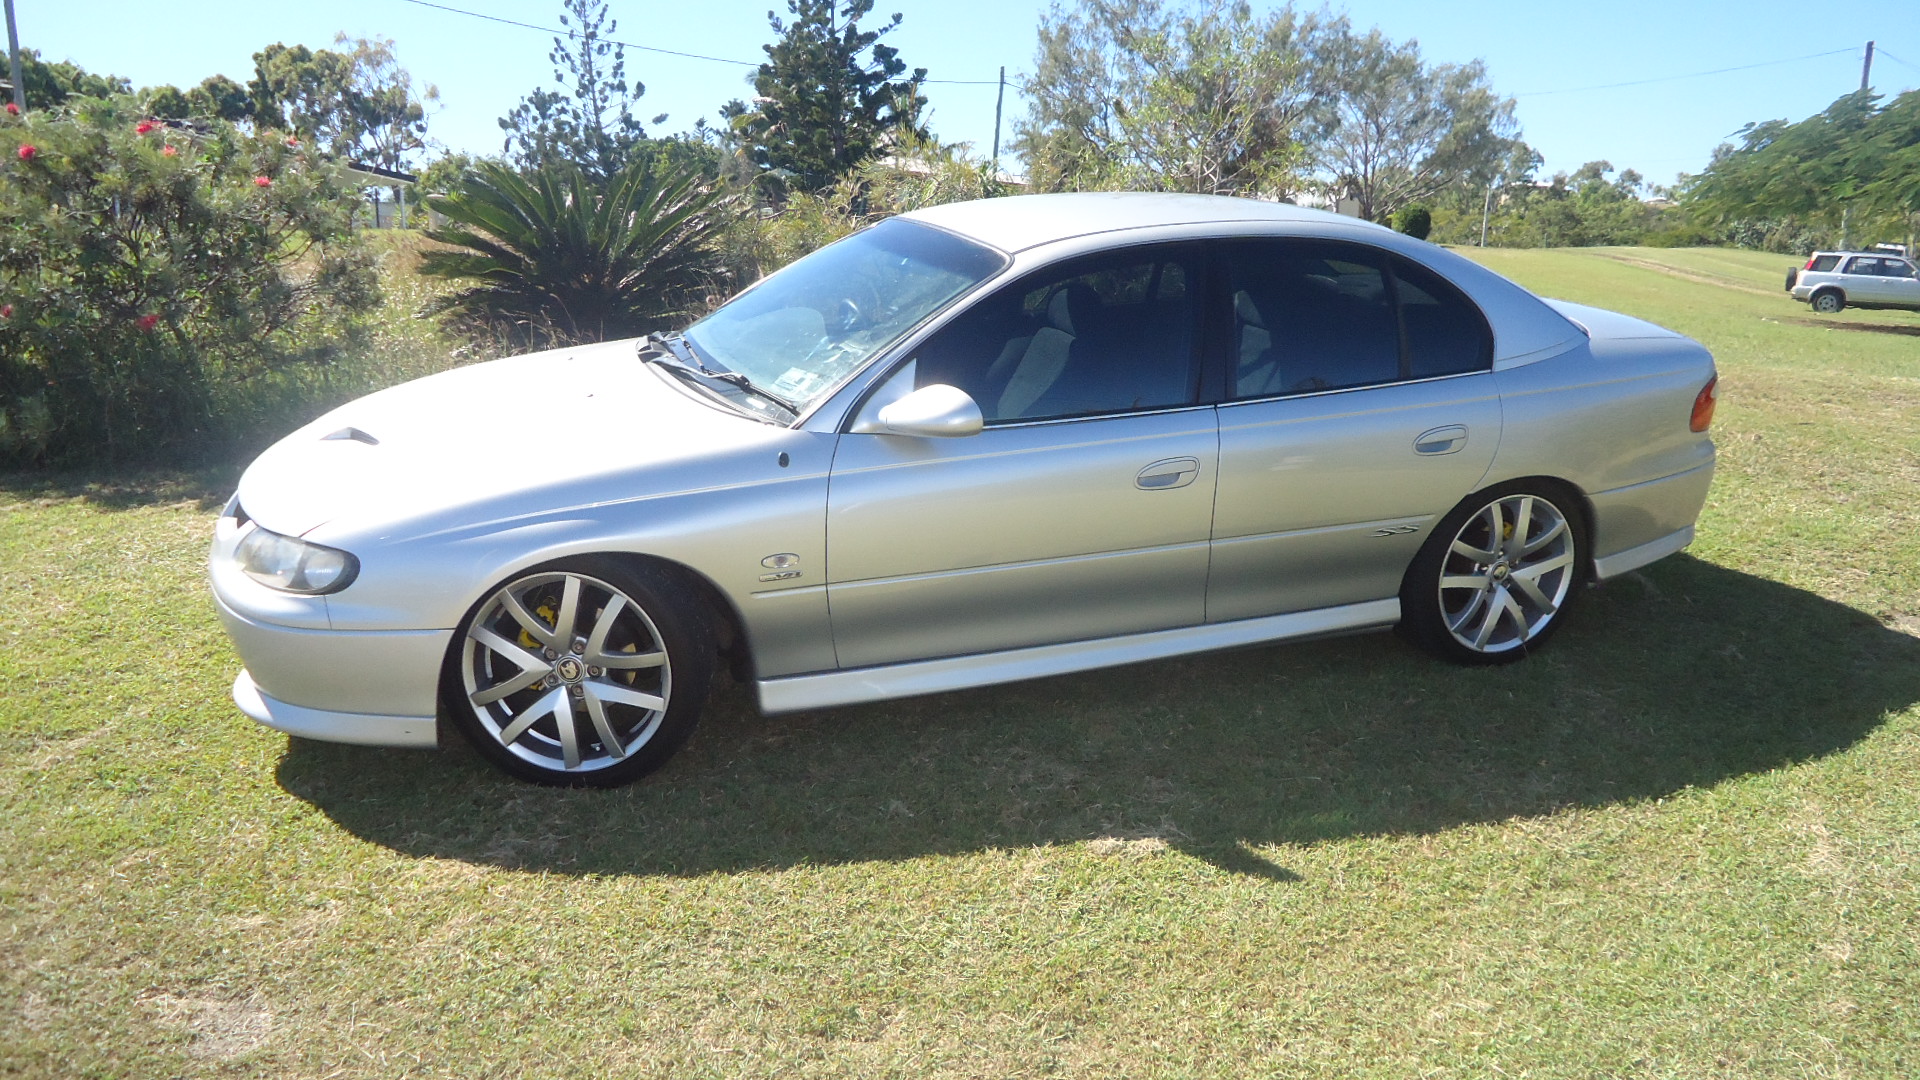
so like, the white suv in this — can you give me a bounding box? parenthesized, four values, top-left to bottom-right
(1786, 251, 1920, 313)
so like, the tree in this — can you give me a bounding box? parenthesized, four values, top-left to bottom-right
(498, 0, 662, 183)
(1684, 89, 1920, 251)
(1016, 0, 1320, 196)
(419, 159, 733, 348)
(722, 0, 928, 197)
(249, 36, 436, 171)
(1311, 21, 1517, 223)
(190, 75, 255, 123)
(10, 49, 131, 110)
(0, 95, 378, 465)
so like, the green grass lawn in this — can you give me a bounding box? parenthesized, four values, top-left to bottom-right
(2, 246, 1917, 1078)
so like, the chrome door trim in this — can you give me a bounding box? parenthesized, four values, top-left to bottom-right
(757, 598, 1400, 713)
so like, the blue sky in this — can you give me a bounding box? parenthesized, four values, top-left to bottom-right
(13, 0, 1918, 187)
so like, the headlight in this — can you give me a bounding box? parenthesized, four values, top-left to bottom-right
(234, 524, 359, 595)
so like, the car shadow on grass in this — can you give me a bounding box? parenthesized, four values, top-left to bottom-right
(1783, 315, 1920, 337)
(276, 555, 1920, 880)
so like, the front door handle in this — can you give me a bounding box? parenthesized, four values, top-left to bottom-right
(1414, 425, 1468, 456)
(1137, 456, 1200, 490)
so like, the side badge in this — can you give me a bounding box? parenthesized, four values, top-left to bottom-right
(759, 553, 802, 582)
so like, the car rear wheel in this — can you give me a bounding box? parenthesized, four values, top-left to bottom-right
(449, 559, 711, 786)
(1812, 290, 1845, 314)
(1399, 484, 1584, 665)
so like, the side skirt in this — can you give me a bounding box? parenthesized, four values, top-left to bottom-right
(757, 598, 1401, 714)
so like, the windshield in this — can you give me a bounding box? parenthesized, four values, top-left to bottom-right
(683, 218, 1006, 411)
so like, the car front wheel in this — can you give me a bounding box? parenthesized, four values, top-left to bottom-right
(1399, 485, 1584, 665)
(449, 559, 711, 786)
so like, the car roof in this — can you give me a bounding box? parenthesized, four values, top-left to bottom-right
(901, 192, 1389, 253)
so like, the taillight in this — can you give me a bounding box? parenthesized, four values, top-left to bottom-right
(1690, 375, 1718, 432)
(1804, 256, 1816, 270)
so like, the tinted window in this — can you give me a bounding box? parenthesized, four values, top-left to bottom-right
(1393, 258, 1494, 379)
(1226, 240, 1400, 397)
(1809, 254, 1841, 272)
(910, 247, 1198, 422)
(1846, 257, 1885, 276)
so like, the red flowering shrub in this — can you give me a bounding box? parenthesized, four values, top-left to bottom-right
(253, 175, 272, 187)
(0, 94, 378, 465)
(135, 120, 156, 135)
(4, 103, 17, 116)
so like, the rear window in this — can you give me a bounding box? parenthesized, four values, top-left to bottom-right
(1809, 255, 1841, 272)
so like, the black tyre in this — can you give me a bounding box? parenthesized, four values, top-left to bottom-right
(1784, 266, 1799, 292)
(1811, 289, 1845, 314)
(447, 557, 713, 787)
(1399, 483, 1586, 666)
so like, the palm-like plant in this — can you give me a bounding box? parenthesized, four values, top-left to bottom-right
(420, 158, 733, 348)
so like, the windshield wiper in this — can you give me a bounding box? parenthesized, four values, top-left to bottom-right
(636, 332, 799, 418)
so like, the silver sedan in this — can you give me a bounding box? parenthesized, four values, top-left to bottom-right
(210, 193, 1719, 786)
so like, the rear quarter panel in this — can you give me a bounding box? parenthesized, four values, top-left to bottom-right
(1487, 335, 1715, 560)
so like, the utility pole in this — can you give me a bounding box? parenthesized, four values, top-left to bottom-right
(1480, 181, 1495, 247)
(991, 66, 1005, 170)
(5, 0, 24, 111)
(1860, 41, 1875, 91)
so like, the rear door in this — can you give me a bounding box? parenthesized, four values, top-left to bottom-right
(825, 244, 1219, 669)
(1207, 239, 1501, 621)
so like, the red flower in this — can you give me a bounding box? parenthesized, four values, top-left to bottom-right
(17, 144, 35, 161)
(162, 145, 178, 157)
(253, 176, 271, 188)
(137, 314, 160, 332)
(286, 136, 299, 148)
(135, 120, 156, 135)
(1, 304, 12, 319)
(4, 103, 18, 116)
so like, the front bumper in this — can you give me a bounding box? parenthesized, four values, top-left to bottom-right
(233, 670, 438, 748)
(214, 591, 450, 748)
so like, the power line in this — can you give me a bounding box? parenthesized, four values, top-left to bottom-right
(1873, 48, 1920, 75)
(395, 0, 1010, 86)
(1515, 47, 1856, 97)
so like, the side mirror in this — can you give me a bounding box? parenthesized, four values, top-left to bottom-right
(852, 383, 984, 438)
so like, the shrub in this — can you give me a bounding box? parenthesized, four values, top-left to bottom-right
(1392, 203, 1432, 240)
(419, 158, 733, 349)
(0, 95, 378, 466)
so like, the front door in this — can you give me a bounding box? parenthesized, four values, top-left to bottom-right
(826, 243, 1218, 670)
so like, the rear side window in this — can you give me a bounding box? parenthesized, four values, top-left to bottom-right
(1809, 254, 1841, 272)
(1393, 258, 1495, 379)
(1224, 239, 1491, 399)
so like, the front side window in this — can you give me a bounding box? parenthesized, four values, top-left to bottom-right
(1225, 239, 1490, 399)
(908, 246, 1200, 422)
(684, 218, 1005, 412)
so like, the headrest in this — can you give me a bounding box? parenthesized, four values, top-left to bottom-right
(1233, 289, 1265, 328)
(1045, 283, 1098, 336)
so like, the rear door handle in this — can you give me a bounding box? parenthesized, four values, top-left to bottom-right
(1136, 457, 1200, 490)
(1414, 425, 1468, 456)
